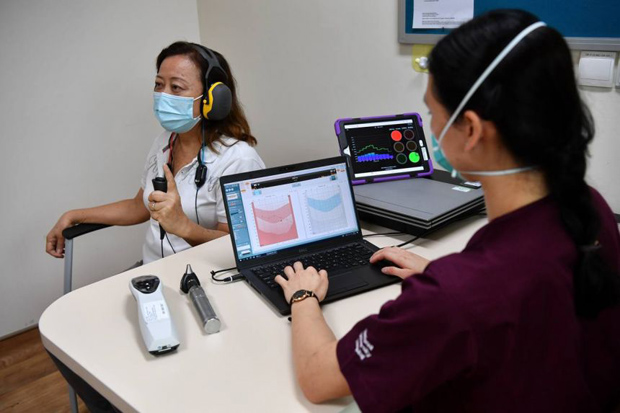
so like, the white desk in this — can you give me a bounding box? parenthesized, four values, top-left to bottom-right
(40, 217, 486, 412)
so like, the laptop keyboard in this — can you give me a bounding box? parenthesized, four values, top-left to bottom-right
(252, 243, 375, 289)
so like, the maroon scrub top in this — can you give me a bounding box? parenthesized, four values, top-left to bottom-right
(337, 189, 620, 413)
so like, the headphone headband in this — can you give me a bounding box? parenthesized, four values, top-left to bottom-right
(190, 43, 232, 122)
(191, 44, 228, 87)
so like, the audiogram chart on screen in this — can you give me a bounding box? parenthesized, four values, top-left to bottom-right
(304, 186, 347, 235)
(251, 195, 299, 246)
(355, 144, 394, 163)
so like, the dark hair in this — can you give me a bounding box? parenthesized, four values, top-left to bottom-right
(428, 9, 620, 318)
(156, 41, 257, 150)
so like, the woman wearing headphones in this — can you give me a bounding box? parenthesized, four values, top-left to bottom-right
(46, 41, 265, 264)
(275, 10, 620, 412)
(45, 41, 265, 413)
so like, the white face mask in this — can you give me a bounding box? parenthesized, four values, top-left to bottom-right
(432, 21, 547, 179)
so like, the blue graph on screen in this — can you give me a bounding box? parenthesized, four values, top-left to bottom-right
(304, 186, 347, 235)
(357, 153, 394, 162)
(307, 193, 342, 212)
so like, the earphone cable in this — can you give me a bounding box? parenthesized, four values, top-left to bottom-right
(195, 187, 200, 225)
(194, 127, 207, 225)
(166, 233, 177, 254)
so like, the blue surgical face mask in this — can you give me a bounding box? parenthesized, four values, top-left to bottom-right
(431, 133, 457, 177)
(432, 21, 546, 179)
(153, 92, 203, 133)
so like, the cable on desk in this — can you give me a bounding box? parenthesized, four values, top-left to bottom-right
(394, 207, 486, 248)
(394, 234, 424, 248)
(211, 266, 244, 283)
(362, 231, 406, 238)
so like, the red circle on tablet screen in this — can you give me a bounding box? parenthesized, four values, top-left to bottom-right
(391, 131, 402, 141)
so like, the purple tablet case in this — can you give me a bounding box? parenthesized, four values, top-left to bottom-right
(334, 113, 433, 185)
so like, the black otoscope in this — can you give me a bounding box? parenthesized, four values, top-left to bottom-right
(180, 264, 221, 334)
(152, 176, 167, 240)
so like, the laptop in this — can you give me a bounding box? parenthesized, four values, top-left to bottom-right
(220, 156, 400, 315)
(334, 113, 433, 185)
(353, 170, 485, 234)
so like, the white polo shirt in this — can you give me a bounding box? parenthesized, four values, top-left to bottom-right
(141, 130, 265, 263)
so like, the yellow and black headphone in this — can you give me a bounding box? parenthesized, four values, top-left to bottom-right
(191, 44, 232, 121)
(186, 44, 233, 189)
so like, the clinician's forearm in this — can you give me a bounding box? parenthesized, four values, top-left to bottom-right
(68, 190, 149, 227)
(292, 300, 336, 359)
(291, 300, 351, 403)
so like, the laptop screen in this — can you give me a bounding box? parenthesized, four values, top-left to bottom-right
(222, 161, 360, 263)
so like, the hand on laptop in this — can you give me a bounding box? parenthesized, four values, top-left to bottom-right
(369, 247, 430, 280)
(275, 262, 329, 304)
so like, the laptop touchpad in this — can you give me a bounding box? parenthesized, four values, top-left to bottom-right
(328, 273, 368, 295)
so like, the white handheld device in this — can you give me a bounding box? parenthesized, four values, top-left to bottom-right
(129, 275, 180, 355)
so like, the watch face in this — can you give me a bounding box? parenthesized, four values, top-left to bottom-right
(292, 290, 309, 300)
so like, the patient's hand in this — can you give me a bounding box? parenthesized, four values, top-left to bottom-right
(46, 212, 76, 258)
(148, 164, 188, 236)
(369, 247, 430, 279)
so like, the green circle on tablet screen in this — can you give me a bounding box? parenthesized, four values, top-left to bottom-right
(409, 152, 420, 163)
(396, 153, 407, 164)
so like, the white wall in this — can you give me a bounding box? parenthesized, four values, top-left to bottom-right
(197, 1, 620, 213)
(2, 1, 617, 339)
(579, 68, 620, 212)
(197, 1, 429, 168)
(0, 0, 201, 338)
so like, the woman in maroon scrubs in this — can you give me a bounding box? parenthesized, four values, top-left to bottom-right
(275, 9, 620, 412)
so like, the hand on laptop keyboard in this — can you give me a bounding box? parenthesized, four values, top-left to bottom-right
(274, 262, 329, 304)
(252, 244, 375, 290)
(369, 247, 430, 280)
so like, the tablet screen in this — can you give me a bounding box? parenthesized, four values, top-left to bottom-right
(336, 114, 432, 184)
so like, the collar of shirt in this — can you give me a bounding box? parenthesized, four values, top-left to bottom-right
(157, 135, 236, 176)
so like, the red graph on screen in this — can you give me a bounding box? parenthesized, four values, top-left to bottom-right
(252, 195, 299, 246)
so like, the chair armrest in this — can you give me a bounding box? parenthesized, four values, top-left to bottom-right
(62, 223, 111, 240)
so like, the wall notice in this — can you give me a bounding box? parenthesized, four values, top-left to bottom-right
(412, 0, 474, 29)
